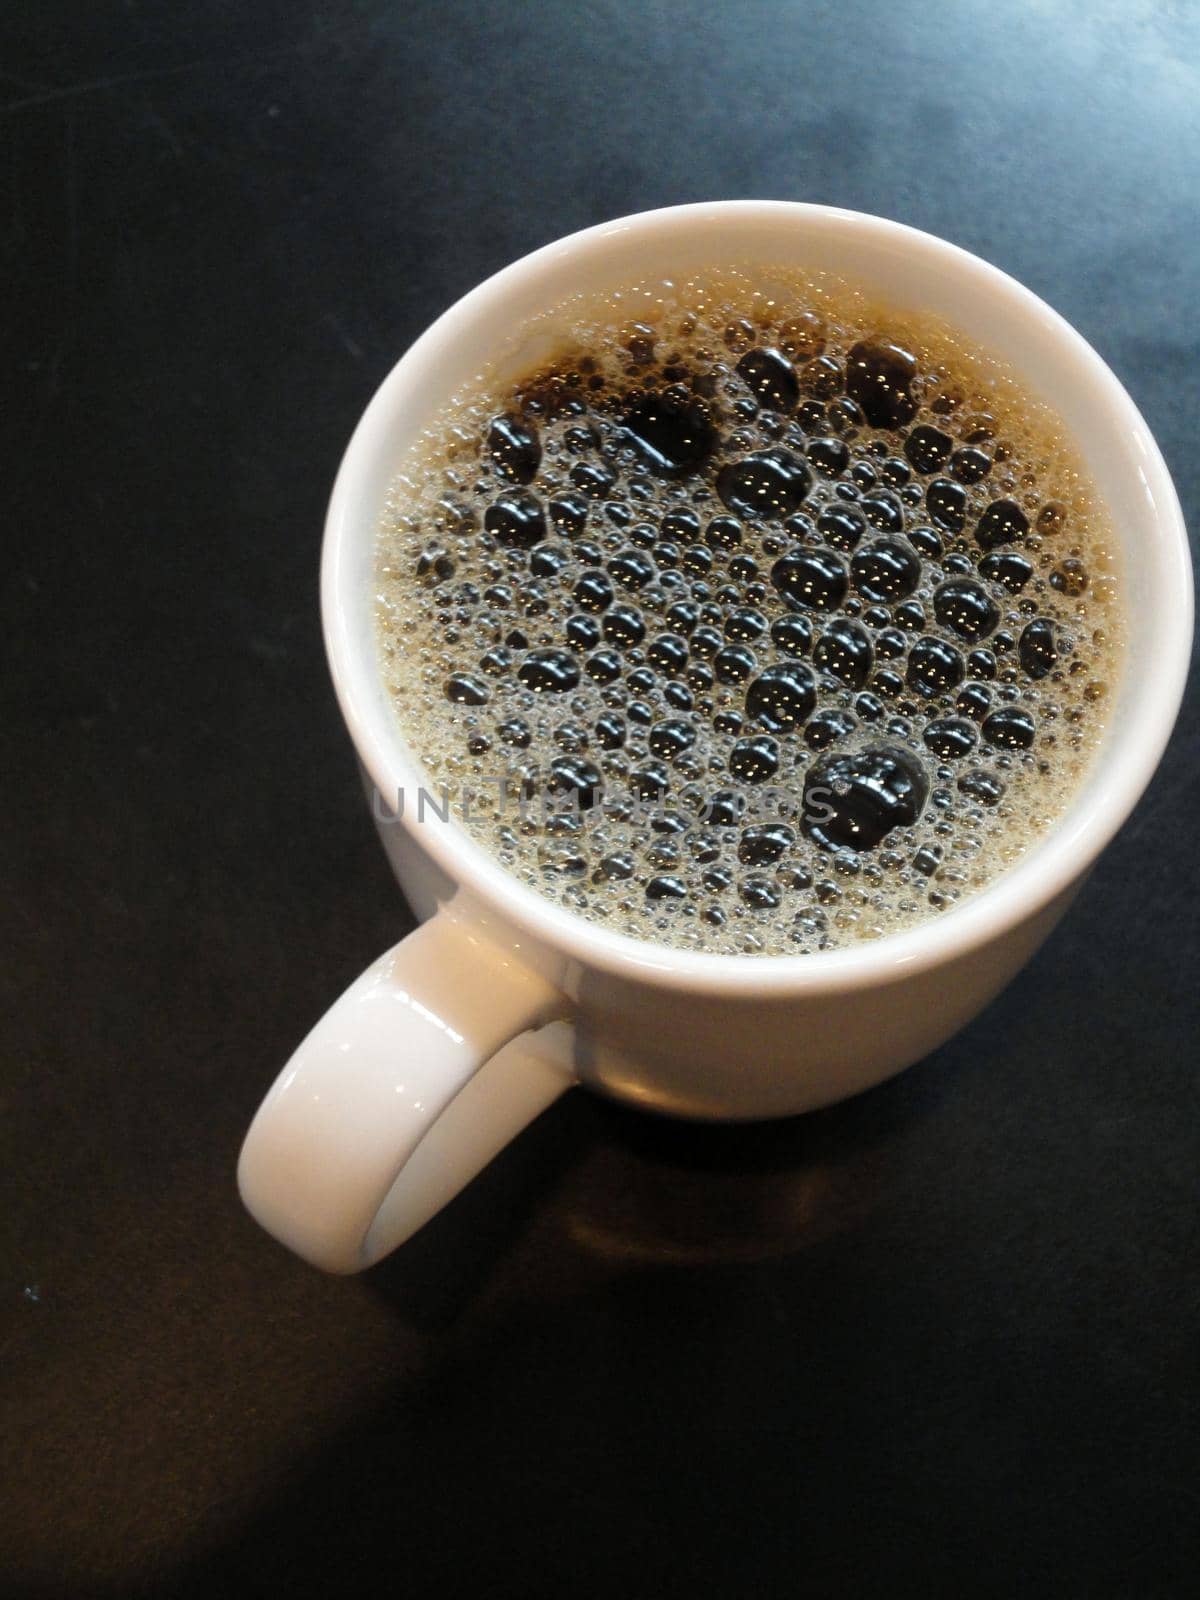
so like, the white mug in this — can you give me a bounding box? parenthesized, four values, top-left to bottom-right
(238, 202, 1192, 1273)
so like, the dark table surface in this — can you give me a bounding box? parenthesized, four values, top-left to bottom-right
(3, 3, 1199, 1595)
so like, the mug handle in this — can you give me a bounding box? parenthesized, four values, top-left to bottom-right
(237, 905, 573, 1272)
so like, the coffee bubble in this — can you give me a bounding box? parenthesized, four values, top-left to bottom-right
(376, 266, 1123, 954)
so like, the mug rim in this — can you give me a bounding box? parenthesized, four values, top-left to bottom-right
(322, 200, 1192, 997)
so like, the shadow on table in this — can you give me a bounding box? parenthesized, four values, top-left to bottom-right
(92, 1054, 962, 1600)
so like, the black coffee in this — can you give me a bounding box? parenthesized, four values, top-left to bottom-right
(375, 268, 1121, 954)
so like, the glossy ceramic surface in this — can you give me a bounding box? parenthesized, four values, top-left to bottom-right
(240, 203, 1191, 1272)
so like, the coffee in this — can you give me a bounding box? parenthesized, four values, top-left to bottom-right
(375, 267, 1122, 955)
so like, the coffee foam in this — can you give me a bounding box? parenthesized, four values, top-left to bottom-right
(374, 266, 1123, 955)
